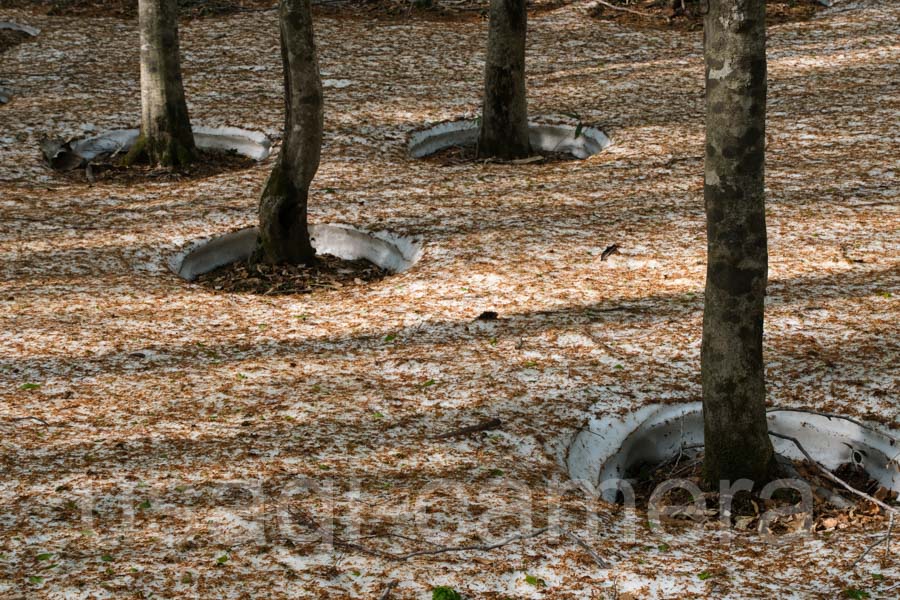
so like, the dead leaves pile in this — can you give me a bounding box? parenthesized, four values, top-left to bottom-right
(196, 254, 389, 295)
(631, 453, 898, 537)
(0, 28, 32, 53)
(48, 149, 255, 185)
(424, 144, 578, 167)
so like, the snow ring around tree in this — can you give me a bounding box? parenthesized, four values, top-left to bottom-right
(170, 224, 424, 282)
(1, 22, 40, 104)
(408, 119, 611, 160)
(64, 126, 272, 164)
(0, 21, 40, 36)
(565, 402, 899, 503)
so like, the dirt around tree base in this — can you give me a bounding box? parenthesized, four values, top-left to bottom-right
(589, 0, 825, 32)
(196, 254, 389, 295)
(0, 28, 33, 53)
(628, 451, 897, 535)
(56, 149, 256, 185)
(424, 144, 579, 167)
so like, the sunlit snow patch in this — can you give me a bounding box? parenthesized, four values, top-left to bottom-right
(0, 21, 40, 36)
(170, 224, 424, 281)
(566, 402, 899, 503)
(409, 119, 611, 160)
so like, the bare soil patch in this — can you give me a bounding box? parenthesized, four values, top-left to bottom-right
(195, 254, 389, 295)
(0, 28, 32, 53)
(629, 451, 897, 535)
(424, 144, 579, 166)
(52, 148, 256, 185)
(589, 0, 824, 31)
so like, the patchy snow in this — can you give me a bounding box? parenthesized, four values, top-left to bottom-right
(0, 0, 898, 598)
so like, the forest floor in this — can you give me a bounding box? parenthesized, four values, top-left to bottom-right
(1, 0, 898, 598)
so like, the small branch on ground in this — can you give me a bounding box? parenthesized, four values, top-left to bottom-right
(886, 513, 894, 564)
(288, 508, 610, 567)
(768, 431, 898, 515)
(592, 0, 667, 19)
(767, 407, 899, 444)
(850, 531, 891, 571)
(431, 417, 502, 440)
(776, 454, 853, 510)
(367, 525, 609, 566)
(382, 526, 553, 560)
(562, 529, 610, 568)
(378, 580, 398, 600)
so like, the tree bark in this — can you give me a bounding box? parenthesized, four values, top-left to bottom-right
(477, 0, 531, 160)
(136, 0, 195, 167)
(252, 0, 322, 265)
(701, 0, 775, 487)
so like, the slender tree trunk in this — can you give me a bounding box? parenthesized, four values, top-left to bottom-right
(477, 0, 531, 160)
(701, 0, 775, 487)
(135, 0, 195, 167)
(252, 0, 322, 265)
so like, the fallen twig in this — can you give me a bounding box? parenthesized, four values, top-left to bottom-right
(768, 431, 898, 515)
(850, 533, 889, 571)
(767, 407, 898, 444)
(9, 416, 50, 426)
(776, 454, 853, 510)
(562, 529, 610, 568)
(592, 0, 666, 19)
(886, 513, 894, 564)
(325, 526, 552, 560)
(431, 417, 502, 440)
(289, 507, 610, 567)
(378, 579, 398, 600)
(387, 526, 552, 560)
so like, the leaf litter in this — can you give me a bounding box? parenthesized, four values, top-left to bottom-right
(0, 0, 897, 598)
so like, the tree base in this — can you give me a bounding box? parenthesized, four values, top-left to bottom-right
(197, 253, 387, 295)
(251, 163, 317, 266)
(567, 403, 899, 503)
(409, 120, 610, 160)
(121, 133, 196, 168)
(476, 129, 532, 160)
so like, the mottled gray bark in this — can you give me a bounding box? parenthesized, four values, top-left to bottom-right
(136, 0, 195, 167)
(252, 0, 322, 265)
(702, 0, 775, 486)
(477, 0, 531, 159)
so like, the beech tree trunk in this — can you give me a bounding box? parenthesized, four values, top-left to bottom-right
(701, 0, 775, 487)
(477, 0, 531, 159)
(252, 0, 322, 265)
(136, 0, 195, 167)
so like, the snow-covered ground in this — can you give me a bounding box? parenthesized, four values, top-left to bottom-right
(0, 1, 897, 597)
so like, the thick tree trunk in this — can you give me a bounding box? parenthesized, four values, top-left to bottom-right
(252, 0, 322, 265)
(136, 0, 195, 167)
(477, 0, 531, 160)
(701, 0, 775, 487)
